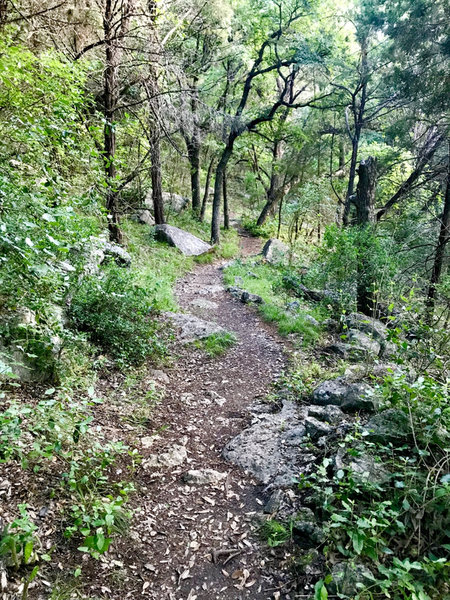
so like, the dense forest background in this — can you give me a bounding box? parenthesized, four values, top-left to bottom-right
(0, 0, 449, 598)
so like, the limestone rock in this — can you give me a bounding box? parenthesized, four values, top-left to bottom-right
(138, 209, 155, 226)
(292, 508, 325, 548)
(323, 342, 367, 361)
(145, 189, 189, 213)
(155, 224, 211, 256)
(312, 380, 378, 413)
(343, 313, 387, 342)
(261, 238, 289, 265)
(348, 453, 390, 485)
(189, 298, 218, 310)
(227, 287, 264, 304)
(263, 490, 284, 514)
(165, 312, 226, 343)
(183, 469, 227, 486)
(223, 401, 306, 487)
(144, 442, 187, 469)
(307, 405, 344, 425)
(305, 417, 333, 440)
(347, 329, 381, 356)
(363, 409, 411, 445)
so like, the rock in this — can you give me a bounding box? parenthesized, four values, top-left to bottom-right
(165, 312, 226, 343)
(304, 417, 333, 441)
(348, 453, 390, 485)
(261, 238, 289, 265)
(323, 342, 367, 361)
(189, 298, 218, 310)
(144, 441, 187, 469)
(324, 318, 339, 332)
(304, 315, 319, 327)
(307, 405, 344, 424)
(363, 409, 411, 445)
(103, 241, 132, 266)
(343, 313, 387, 342)
(328, 561, 375, 596)
(145, 189, 189, 213)
(286, 300, 301, 312)
(234, 276, 244, 286)
(141, 436, 159, 448)
(346, 329, 381, 356)
(218, 260, 235, 271)
(241, 291, 264, 304)
(138, 209, 155, 226)
(149, 369, 170, 384)
(223, 401, 306, 487)
(312, 380, 378, 413)
(263, 490, 284, 514)
(292, 508, 325, 548)
(154, 224, 211, 256)
(227, 287, 264, 304)
(183, 469, 227, 486)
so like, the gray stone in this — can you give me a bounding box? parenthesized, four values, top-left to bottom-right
(103, 241, 132, 266)
(304, 315, 319, 327)
(292, 508, 325, 548)
(324, 318, 339, 332)
(155, 224, 211, 256)
(328, 561, 375, 596)
(343, 313, 387, 342)
(323, 342, 367, 360)
(346, 329, 381, 356)
(363, 409, 411, 445)
(183, 469, 227, 486)
(223, 401, 305, 487)
(261, 238, 289, 265)
(189, 298, 218, 310)
(348, 454, 390, 485)
(241, 291, 264, 305)
(305, 417, 333, 440)
(312, 380, 378, 413)
(165, 312, 226, 343)
(145, 189, 189, 213)
(138, 209, 155, 226)
(286, 301, 301, 312)
(144, 440, 188, 469)
(307, 405, 344, 424)
(234, 276, 244, 286)
(263, 490, 284, 514)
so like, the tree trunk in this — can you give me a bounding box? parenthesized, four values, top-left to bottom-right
(103, 0, 123, 243)
(223, 168, 229, 229)
(187, 138, 201, 214)
(355, 157, 377, 316)
(150, 124, 164, 224)
(256, 129, 285, 227)
(200, 157, 214, 222)
(211, 144, 233, 245)
(426, 153, 450, 318)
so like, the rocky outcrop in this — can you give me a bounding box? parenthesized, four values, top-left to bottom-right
(155, 224, 212, 256)
(363, 409, 411, 444)
(223, 401, 309, 487)
(312, 379, 378, 412)
(165, 312, 226, 343)
(261, 238, 289, 265)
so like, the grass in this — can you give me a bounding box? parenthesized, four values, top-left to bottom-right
(223, 259, 324, 345)
(194, 331, 237, 356)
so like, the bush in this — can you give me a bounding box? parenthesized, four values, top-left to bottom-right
(68, 267, 166, 366)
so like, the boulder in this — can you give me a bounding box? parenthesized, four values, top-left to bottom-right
(292, 508, 325, 548)
(138, 209, 155, 226)
(305, 417, 333, 441)
(346, 329, 381, 356)
(154, 224, 211, 256)
(144, 439, 188, 469)
(223, 400, 306, 487)
(348, 453, 390, 485)
(227, 287, 264, 304)
(164, 312, 226, 343)
(363, 409, 411, 445)
(307, 405, 344, 425)
(263, 489, 284, 514)
(261, 238, 289, 265)
(145, 189, 189, 213)
(312, 380, 378, 413)
(343, 313, 387, 342)
(103, 241, 132, 266)
(323, 342, 368, 361)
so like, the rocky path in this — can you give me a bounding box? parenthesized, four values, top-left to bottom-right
(131, 234, 291, 600)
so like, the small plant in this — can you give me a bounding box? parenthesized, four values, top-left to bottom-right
(0, 504, 39, 569)
(260, 519, 291, 547)
(194, 331, 237, 356)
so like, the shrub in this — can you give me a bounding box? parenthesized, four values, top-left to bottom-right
(68, 267, 167, 366)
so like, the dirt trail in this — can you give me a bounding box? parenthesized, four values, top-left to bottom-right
(127, 233, 291, 600)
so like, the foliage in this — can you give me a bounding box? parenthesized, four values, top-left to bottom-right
(194, 332, 237, 356)
(0, 504, 40, 569)
(68, 266, 167, 366)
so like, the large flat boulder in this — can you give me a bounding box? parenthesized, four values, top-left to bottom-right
(155, 224, 212, 256)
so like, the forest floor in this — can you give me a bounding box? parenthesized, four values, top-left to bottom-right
(84, 231, 295, 600)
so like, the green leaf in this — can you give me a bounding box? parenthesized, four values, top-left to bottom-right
(23, 540, 34, 564)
